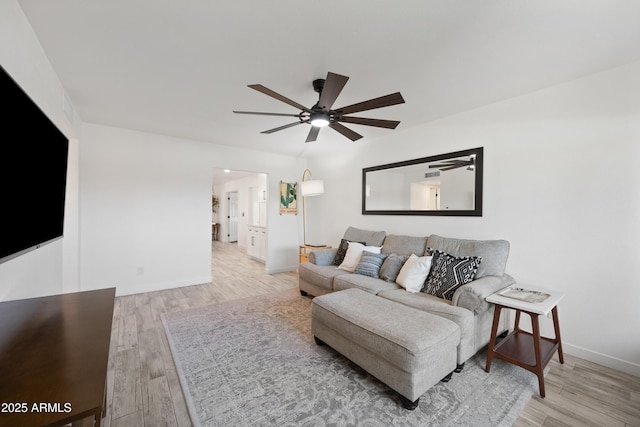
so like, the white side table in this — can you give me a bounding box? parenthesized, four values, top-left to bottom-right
(485, 285, 565, 398)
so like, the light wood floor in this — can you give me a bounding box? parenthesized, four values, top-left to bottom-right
(514, 357, 640, 426)
(98, 241, 639, 427)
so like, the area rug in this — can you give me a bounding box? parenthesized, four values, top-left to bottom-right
(162, 289, 537, 427)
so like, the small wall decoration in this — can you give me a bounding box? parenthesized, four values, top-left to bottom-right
(211, 195, 220, 213)
(279, 181, 297, 214)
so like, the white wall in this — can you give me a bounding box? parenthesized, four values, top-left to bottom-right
(306, 61, 640, 376)
(0, 0, 81, 301)
(80, 123, 303, 296)
(366, 170, 406, 210)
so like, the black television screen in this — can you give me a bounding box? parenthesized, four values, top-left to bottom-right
(1, 65, 69, 264)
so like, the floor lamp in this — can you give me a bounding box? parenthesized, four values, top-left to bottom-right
(300, 169, 324, 246)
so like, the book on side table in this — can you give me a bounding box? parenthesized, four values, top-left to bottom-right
(498, 286, 550, 303)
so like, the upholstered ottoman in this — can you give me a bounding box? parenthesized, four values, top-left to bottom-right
(311, 288, 460, 409)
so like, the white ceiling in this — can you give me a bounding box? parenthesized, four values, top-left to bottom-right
(211, 168, 256, 187)
(18, 0, 640, 158)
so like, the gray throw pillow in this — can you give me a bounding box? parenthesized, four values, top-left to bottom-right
(379, 253, 410, 282)
(354, 251, 388, 278)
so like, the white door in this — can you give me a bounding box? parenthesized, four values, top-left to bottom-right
(226, 191, 238, 242)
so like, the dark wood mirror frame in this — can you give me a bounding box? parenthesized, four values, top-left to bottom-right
(362, 147, 483, 216)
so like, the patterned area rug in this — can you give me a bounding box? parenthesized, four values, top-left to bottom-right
(162, 289, 537, 427)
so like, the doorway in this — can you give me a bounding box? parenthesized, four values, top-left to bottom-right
(211, 169, 268, 273)
(226, 191, 238, 243)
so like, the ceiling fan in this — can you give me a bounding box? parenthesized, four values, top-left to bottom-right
(429, 156, 476, 172)
(233, 72, 405, 143)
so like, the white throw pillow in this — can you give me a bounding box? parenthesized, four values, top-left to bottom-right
(337, 242, 382, 272)
(395, 254, 433, 293)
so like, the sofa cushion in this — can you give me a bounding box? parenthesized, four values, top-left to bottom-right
(379, 253, 409, 282)
(298, 263, 348, 293)
(334, 273, 401, 294)
(353, 251, 388, 278)
(337, 242, 382, 272)
(343, 226, 386, 247)
(381, 234, 428, 256)
(426, 234, 509, 278)
(395, 254, 433, 293)
(422, 250, 481, 301)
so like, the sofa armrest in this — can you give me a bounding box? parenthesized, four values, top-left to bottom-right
(452, 274, 516, 314)
(309, 248, 339, 266)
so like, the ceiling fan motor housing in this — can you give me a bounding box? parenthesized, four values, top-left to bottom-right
(311, 78, 331, 126)
(312, 78, 325, 95)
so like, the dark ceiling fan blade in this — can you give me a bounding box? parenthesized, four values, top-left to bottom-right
(339, 116, 400, 129)
(318, 72, 349, 110)
(248, 84, 309, 111)
(335, 92, 405, 115)
(429, 163, 463, 168)
(305, 126, 321, 143)
(260, 121, 305, 134)
(429, 160, 473, 168)
(233, 111, 301, 118)
(329, 122, 363, 141)
(440, 165, 466, 171)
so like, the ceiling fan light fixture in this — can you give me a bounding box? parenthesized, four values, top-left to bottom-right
(310, 111, 330, 128)
(234, 71, 405, 142)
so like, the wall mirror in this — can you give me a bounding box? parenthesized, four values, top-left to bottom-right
(362, 147, 483, 216)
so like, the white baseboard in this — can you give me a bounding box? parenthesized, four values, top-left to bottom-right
(114, 276, 212, 297)
(564, 342, 640, 377)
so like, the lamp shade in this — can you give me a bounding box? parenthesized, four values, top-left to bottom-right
(300, 179, 324, 197)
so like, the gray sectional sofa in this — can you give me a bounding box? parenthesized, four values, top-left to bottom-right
(299, 226, 516, 366)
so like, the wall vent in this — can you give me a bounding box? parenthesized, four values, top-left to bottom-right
(424, 171, 440, 178)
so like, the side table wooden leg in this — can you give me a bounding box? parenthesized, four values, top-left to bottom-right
(530, 312, 546, 398)
(513, 310, 522, 333)
(485, 304, 503, 372)
(552, 306, 564, 364)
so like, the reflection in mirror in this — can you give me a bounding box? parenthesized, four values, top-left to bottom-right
(362, 147, 483, 216)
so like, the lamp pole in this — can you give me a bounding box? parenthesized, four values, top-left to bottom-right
(301, 168, 312, 245)
(300, 169, 324, 245)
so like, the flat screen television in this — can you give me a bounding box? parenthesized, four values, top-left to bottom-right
(1, 65, 69, 264)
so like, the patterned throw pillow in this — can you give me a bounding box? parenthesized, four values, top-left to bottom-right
(379, 253, 410, 282)
(333, 239, 365, 266)
(421, 249, 482, 300)
(354, 251, 388, 278)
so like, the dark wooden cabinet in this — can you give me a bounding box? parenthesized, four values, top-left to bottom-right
(0, 288, 115, 427)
